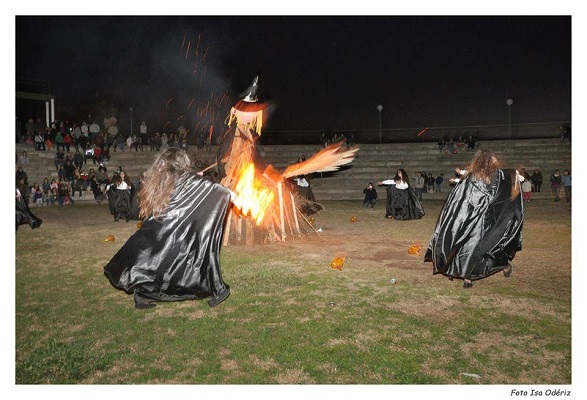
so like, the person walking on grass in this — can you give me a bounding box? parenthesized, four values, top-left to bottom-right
(424, 150, 525, 289)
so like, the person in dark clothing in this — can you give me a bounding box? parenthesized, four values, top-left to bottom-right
(104, 148, 238, 310)
(362, 182, 377, 208)
(424, 150, 524, 289)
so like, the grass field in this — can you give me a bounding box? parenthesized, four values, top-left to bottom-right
(13, 198, 575, 398)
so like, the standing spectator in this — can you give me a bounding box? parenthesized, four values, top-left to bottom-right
(78, 132, 88, 153)
(63, 131, 73, 152)
(89, 120, 100, 144)
(414, 171, 424, 201)
(63, 160, 76, 181)
(521, 177, 532, 203)
(426, 173, 435, 193)
(531, 168, 543, 192)
(139, 121, 148, 151)
(54, 129, 64, 151)
(16, 166, 28, 187)
(550, 170, 562, 202)
(437, 137, 445, 153)
(362, 182, 378, 209)
(17, 177, 29, 205)
(435, 173, 444, 192)
(561, 169, 571, 203)
(81, 121, 89, 139)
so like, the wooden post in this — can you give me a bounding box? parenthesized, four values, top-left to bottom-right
(277, 182, 286, 241)
(290, 192, 300, 236)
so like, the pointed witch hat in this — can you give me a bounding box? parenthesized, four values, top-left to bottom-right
(240, 76, 259, 102)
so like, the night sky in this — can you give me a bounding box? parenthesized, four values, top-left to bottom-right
(15, 15, 571, 136)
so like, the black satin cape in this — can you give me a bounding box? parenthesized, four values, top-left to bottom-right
(385, 185, 425, 220)
(424, 169, 523, 280)
(107, 183, 140, 220)
(16, 195, 42, 231)
(104, 174, 231, 301)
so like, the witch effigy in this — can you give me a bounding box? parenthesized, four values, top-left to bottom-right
(214, 76, 359, 244)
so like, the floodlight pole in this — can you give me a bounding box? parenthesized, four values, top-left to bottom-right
(377, 104, 383, 144)
(506, 99, 513, 139)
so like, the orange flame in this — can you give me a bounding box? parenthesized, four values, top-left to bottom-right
(234, 162, 275, 225)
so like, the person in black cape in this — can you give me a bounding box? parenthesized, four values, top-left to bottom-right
(424, 150, 524, 288)
(104, 148, 235, 309)
(378, 168, 425, 220)
(16, 188, 42, 232)
(107, 170, 139, 222)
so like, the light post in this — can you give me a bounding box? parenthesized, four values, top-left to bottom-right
(506, 98, 513, 139)
(377, 104, 383, 144)
(129, 107, 133, 136)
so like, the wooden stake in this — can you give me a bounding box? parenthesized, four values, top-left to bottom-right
(277, 182, 286, 241)
(290, 192, 300, 236)
(223, 209, 233, 246)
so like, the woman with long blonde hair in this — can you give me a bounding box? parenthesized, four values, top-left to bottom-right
(425, 149, 524, 288)
(104, 148, 234, 309)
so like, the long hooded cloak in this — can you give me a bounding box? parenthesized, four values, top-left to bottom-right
(424, 169, 523, 280)
(104, 174, 231, 301)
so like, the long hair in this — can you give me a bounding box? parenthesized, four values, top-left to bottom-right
(138, 148, 193, 219)
(394, 168, 410, 185)
(464, 150, 501, 185)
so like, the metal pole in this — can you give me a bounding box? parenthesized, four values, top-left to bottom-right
(379, 112, 382, 144)
(129, 107, 133, 135)
(377, 104, 383, 144)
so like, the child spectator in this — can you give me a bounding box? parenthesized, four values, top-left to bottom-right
(521, 178, 532, 203)
(30, 182, 44, 206)
(362, 182, 377, 208)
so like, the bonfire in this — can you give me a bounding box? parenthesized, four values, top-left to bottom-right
(216, 77, 359, 245)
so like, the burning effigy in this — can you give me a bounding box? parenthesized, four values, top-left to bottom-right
(215, 77, 359, 245)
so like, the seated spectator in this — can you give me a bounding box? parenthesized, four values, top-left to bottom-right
(35, 132, 45, 150)
(57, 165, 66, 181)
(54, 149, 65, 170)
(19, 151, 29, 166)
(44, 136, 54, 152)
(41, 178, 51, 199)
(90, 176, 107, 203)
(92, 145, 102, 164)
(58, 182, 75, 205)
(63, 160, 76, 181)
(45, 187, 58, 206)
(73, 150, 84, 170)
(97, 164, 110, 184)
(30, 182, 44, 206)
(71, 176, 84, 198)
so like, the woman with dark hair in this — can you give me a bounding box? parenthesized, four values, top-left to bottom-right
(104, 148, 235, 309)
(107, 170, 133, 222)
(424, 150, 525, 288)
(377, 168, 425, 220)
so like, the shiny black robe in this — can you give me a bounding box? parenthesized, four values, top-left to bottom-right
(16, 195, 42, 231)
(424, 169, 523, 280)
(385, 185, 425, 220)
(104, 174, 231, 301)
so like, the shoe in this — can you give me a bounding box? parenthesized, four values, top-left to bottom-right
(503, 262, 513, 278)
(134, 292, 156, 309)
(208, 287, 230, 308)
(463, 280, 473, 289)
